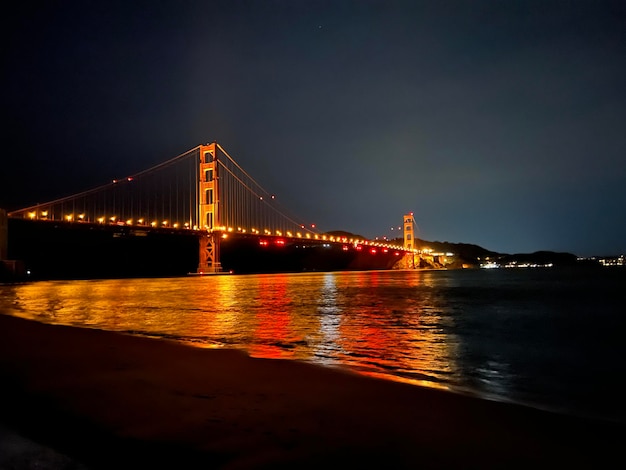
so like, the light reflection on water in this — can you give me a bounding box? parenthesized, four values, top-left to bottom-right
(2, 268, 625, 422)
(0, 271, 459, 390)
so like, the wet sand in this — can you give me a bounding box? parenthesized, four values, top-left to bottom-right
(0, 313, 623, 469)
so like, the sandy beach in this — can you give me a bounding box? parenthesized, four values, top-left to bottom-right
(0, 313, 623, 469)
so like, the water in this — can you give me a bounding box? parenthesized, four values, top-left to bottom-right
(1, 268, 624, 424)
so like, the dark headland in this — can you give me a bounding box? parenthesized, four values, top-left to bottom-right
(0, 314, 623, 469)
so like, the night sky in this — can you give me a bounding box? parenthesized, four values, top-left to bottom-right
(2, 1, 625, 256)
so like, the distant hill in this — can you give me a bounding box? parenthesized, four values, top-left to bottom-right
(325, 231, 497, 266)
(324, 231, 582, 268)
(325, 230, 367, 241)
(416, 242, 580, 267)
(415, 238, 499, 262)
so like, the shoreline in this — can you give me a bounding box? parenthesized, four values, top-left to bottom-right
(0, 313, 623, 469)
(4, 309, 611, 427)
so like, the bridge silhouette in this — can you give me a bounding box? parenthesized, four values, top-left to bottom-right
(5, 143, 418, 276)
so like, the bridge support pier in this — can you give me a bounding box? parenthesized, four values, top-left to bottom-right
(0, 209, 28, 282)
(197, 232, 222, 273)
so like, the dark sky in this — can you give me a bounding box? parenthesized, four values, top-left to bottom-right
(2, 0, 625, 256)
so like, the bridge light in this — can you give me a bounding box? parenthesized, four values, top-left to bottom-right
(271, 195, 275, 199)
(286, 231, 292, 237)
(184, 223, 189, 228)
(126, 219, 133, 225)
(98, 217, 104, 224)
(78, 214, 85, 221)
(306, 234, 311, 239)
(296, 232, 302, 237)
(110, 216, 116, 222)
(151, 221, 157, 227)
(66, 214, 73, 222)
(276, 230, 282, 236)
(162, 220, 168, 226)
(138, 218, 144, 224)
(28, 212, 36, 219)
(173, 223, 179, 228)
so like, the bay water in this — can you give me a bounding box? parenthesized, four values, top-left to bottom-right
(1, 267, 624, 424)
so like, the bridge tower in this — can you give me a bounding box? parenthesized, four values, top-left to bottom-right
(403, 212, 415, 251)
(197, 143, 222, 273)
(403, 212, 417, 269)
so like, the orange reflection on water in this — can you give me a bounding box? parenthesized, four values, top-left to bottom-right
(326, 271, 459, 387)
(183, 275, 249, 346)
(249, 274, 295, 359)
(0, 271, 460, 390)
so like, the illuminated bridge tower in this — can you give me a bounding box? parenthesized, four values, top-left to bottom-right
(197, 143, 221, 273)
(403, 212, 417, 269)
(403, 212, 415, 251)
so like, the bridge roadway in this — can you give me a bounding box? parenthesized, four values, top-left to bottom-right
(5, 218, 413, 280)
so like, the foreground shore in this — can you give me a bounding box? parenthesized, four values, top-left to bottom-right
(0, 314, 623, 469)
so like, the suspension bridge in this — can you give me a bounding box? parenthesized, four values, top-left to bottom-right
(2, 143, 419, 279)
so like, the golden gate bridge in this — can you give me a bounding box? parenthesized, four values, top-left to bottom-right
(5, 143, 418, 277)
